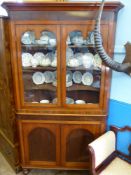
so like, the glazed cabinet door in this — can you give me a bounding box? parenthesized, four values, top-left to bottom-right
(61, 24, 109, 112)
(61, 123, 102, 168)
(14, 25, 61, 109)
(18, 121, 60, 168)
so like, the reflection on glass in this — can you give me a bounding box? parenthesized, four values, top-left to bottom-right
(21, 30, 57, 104)
(66, 30, 101, 104)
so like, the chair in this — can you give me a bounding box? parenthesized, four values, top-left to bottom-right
(88, 125, 131, 175)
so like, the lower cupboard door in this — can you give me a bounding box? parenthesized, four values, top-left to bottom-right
(61, 123, 102, 169)
(18, 121, 60, 168)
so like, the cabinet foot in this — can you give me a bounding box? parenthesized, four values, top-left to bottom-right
(23, 169, 30, 175)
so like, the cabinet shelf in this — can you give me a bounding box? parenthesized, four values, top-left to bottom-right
(68, 44, 95, 48)
(22, 44, 56, 49)
(67, 66, 101, 72)
(25, 83, 56, 91)
(22, 66, 56, 72)
(67, 84, 99, 92)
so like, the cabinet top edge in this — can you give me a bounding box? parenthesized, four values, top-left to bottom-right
(2, 1, 124, 13)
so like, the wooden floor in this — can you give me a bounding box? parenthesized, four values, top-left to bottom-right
(0, 152, 89, 175)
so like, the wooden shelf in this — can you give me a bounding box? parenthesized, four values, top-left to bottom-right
(67, 84, 99, 92)
(25, 83, 56, 91)
(22, 44, 56, 49)
(22, 66, 56, 72)
(67, 66, 101, 72)
(68, 44, 95, 48)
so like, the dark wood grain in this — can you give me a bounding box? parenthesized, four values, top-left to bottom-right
(0, 18, 20, 171)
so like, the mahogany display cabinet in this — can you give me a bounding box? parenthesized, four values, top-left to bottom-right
(0, 1, 123, 173)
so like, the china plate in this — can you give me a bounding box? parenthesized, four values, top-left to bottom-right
(43, 71, 55, 83)
(82, 72, 93, 86)
(82, 53, 94, 68)
(73, 71, 82, 84)
(66, 97, 74, 104)
(22, 53, 33, 67)
(66, 71, 73, 82)
(21, 31, 35, 45)
(94, 54, 102, 68)
(33, 52, 45, 65)
(32, 72, 45, 85)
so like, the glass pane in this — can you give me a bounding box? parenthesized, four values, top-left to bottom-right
(21, 30, 57, 104)
(66, 30, 101, 105)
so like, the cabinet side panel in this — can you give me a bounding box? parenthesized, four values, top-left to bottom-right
(0, 17, 19, 171)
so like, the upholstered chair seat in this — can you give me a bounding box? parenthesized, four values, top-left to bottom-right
(88, 126, 131, 175)
(99, 157, 131, 175)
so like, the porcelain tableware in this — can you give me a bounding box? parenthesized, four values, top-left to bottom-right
(66, 97, 74, 104)
(32, 72, 45, 85)
(75, 100, 86, 104)
(94, 54, 102, 68)
(40, 100, 50, 104)
(21, 31, 35, 45)
(72, 35, 84, 46)
(49, 38, 56, 47)
(52, 98, 57, 104)
(67, 58, 80, 67)
(30, 58, 39, 68)
(82, 53, 94, 68)
(43, 71, 55, 83)
(22, 52, 33, 67)
(33, 52, 45, 65)
(73, 71, 82, 84)
(82, 72, 93, 86)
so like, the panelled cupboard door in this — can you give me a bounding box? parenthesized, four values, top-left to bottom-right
(61, 123, 101, 168)
(18, 121, 60, 167)
(61, 24, 108, 109)
(14, 25, 61, 109)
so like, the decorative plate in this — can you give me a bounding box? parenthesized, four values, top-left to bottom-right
(66, 81, 73, 87)
(43, 71, 55, 83)
(94, 54, 102, 68)
(22, 53, 33, 67)
(52, 98, 57, 104)
(33, 52, 45, 65)
(51, 56, 57, 67)
(32, 72, 45, 85)
(67, 58, 80, 67)
(66, 71, 73, 82)
(21, 31, 35, 45)
(82, 53, 94, 68)
(66, 97, 74, 104)
(73, 71, 82, 84)
(82, 72, 93, 86)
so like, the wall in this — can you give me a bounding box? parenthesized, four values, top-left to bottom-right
(1, 0, 131, 155)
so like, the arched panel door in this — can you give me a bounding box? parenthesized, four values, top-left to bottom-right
(18, 121, 60, 167)
(61, 123, 102, 168)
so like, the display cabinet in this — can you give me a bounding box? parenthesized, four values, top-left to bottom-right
(1, 1, 123, 173)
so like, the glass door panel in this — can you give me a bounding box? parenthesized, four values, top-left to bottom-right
(65, 27, 103, 105)
(16, 25, 60, 106)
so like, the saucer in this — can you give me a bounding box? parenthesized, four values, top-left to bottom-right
(75, 100, 86, 104)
